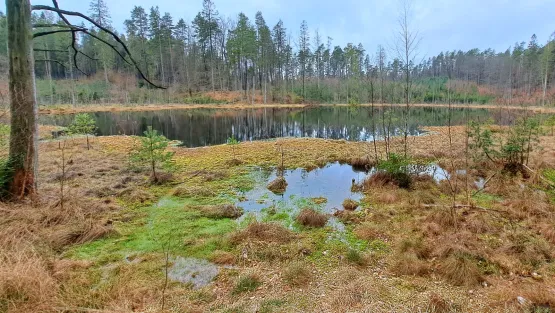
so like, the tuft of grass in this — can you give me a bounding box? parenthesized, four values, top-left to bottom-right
(232, 274, 262, 294)
(282, 261, 312, 286)
(333, 210, 361, 224)
(310, 197, 327, 205)
(427, 209, 457, 228)
(346, 249, 367, 266)
(342, 199, 359, 211)
(391, 252, 429, 276)
(348, 156, 374, 172)
(428, 293, 455, 313)
(193, 204, 244, 219)
(439, 252, 482, 286)
(209, 250, 236, 265)
(296, 208, 328, 228)
(267, 176, 287, 194)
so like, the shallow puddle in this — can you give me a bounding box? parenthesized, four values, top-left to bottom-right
(237, 162, 452, 214)
(168, 257, 219, 289)
(238, 162, 366, 213)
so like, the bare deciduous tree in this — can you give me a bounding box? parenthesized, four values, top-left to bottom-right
(393, 0, 421, 157)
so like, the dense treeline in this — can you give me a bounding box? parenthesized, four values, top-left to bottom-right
(0, 0, 554, 106)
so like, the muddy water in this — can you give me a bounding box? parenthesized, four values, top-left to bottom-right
(39, 106, 521, 147)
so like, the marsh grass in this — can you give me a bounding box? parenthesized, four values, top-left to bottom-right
(296, 208, 328, 228)
(233, 274, 262, 294)
(282, 261, 312, 286)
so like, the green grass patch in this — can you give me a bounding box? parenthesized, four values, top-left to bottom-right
(66, 196, 238, 263)
(232, 274, 262, 294)
(472, 192, 503, 206)
(259, 299, 286, 313)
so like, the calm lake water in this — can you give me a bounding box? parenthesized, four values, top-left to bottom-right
(40, 106, 522, 147)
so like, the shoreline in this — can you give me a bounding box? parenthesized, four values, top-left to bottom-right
(35, 102, 555, 115)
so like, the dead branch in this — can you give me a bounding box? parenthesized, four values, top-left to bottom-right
(522, 163, 555, 188)
(35, 59, 66, 69)
(33, 29, 74, 38)
(32, 3, 166, 89)
(32, 23, 84, 29)
(472, 172, 497, 196)
(33, 48, 67, 53)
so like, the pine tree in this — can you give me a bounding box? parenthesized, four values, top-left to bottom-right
(88, 0, 112, 83)
(298, 20, 310, 100)
(130, 127, 174, 183)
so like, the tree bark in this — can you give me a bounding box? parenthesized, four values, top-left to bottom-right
(5, 0, 38, 198)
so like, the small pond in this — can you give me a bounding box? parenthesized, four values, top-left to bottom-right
(39, 106, 523, 147)
(237, 162, 450, 214)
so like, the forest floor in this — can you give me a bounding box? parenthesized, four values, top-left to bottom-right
(34, 102, 555, 115)
(1, 125, 555, 312)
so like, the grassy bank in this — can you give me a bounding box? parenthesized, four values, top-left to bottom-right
(35, 102, 555, 116)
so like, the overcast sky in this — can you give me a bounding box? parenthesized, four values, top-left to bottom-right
(16, 0, 555, 59)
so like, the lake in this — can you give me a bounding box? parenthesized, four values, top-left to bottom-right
(40, 105, 522, 147)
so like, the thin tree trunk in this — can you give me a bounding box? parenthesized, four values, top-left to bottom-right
(5, 0, 38, 198)
(67, 46, 76, 106)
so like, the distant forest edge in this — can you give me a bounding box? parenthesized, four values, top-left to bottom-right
(0, 0, 554, 106)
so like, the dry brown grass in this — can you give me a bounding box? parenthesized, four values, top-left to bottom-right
(538, 223, 555, 244)
(391, 252, 429, 277)
(375, 191, 398, 204)
(296, 208, 328, 228)
(439, 252, 482, 287)
(492, 281, 555, 312)
(500, 230, 553, 270)
(427, 208, 458, 228)
(348, 156, 375, 171)
(0, 250, 58, 313)
(333, 209, 362, 224)
(342, 198, 359, 211)
(502, 192, 554, 220)
(363, 171, 395, 188)
(354, 222, 385, 241)
(282, 261, 312, 287)
(48, 221, 117, 251)
(427, 293, 455, 313)
(118, 188, 155, 204)
(209, 250, 236, 265)
(230, 222, 294, 244)
(409, 190, 437, 206)
(267, 176, 287, 194)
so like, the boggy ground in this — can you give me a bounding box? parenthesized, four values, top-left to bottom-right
(1, 125, 555, 313)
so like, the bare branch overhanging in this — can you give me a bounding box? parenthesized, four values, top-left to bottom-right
(30, 1, 165, 89)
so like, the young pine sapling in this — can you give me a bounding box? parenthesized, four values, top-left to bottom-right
(227, 136, 240, 160)
(68, 113, 96, 150)
(130, 127, 174, 183)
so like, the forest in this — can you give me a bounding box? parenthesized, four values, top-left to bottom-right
(0, 0, 554, 106)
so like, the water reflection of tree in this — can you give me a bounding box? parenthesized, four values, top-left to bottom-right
(39, 107, 524, 147)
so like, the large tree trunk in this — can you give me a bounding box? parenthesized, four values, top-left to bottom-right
(5, 0, 38, 198)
